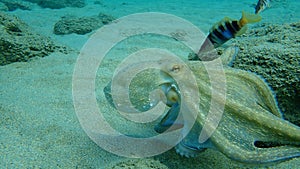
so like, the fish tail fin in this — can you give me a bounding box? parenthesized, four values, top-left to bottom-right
(239, 11, 262, 26)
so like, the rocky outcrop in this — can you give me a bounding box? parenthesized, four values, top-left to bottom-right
(53, 13, 115, 35)
(24, 0, 85, 9)
(0, 12, 69, 66)
(0, 0, 32, 11)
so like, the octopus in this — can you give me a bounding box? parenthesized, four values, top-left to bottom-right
(104, 47, 300, 164)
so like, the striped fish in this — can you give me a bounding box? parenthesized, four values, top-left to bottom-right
(255, 0, 270, 14)
(196, 11, 261, 59)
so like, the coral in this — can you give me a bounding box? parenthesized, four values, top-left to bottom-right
(0, 12, 69, 66)
(24, 0, 85, 9)
(230, 22, 300, 125)
(53, 13, 115, 35)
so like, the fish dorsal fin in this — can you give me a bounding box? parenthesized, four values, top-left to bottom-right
(209, 17, 233, 33)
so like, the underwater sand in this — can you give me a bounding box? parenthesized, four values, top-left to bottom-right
(1, 0, 299, 168)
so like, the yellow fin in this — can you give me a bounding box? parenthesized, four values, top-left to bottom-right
(239, 11, 262, 26)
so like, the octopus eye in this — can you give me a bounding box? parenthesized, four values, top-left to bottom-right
(166, 89, 179, 103)
(171, 64, 181, 73)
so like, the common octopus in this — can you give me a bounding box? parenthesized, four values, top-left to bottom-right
(104, 47, 300, 164)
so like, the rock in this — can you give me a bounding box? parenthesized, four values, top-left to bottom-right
(230, 22, 300, 125)
(53, 13, 115, 35)
(0, 0, 32, 11)
(24, 0, 85, 9)
(109, 159, 168, 169)
(0, 2, 8, 11)
(0, 12, 69, 66)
